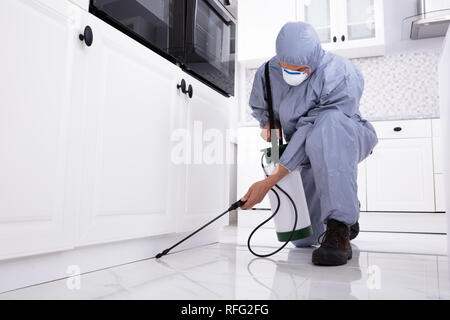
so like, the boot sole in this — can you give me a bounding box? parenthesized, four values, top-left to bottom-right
(312, 251, 352, 266)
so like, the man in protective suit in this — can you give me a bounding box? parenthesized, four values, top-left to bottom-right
(240, 22, 378, 266)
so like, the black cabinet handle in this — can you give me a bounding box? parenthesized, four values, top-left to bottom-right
(393, 127, 402, 132)
(79, 26, 93, 47)
(333, 36, 337, 43)
(177, 80, 193, 98)
(341, 35, 345, 42)
(177, 79, 187, 94)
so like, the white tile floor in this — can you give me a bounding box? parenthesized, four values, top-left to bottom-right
(0, 226, 449, 300)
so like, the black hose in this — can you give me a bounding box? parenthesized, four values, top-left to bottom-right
(246, 154, 299, 258)
(155, 156, 299, 259)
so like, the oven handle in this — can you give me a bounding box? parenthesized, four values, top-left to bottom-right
(204, 0, 237, 24)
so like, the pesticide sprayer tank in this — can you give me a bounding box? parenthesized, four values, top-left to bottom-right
(264, 163, 313, 241)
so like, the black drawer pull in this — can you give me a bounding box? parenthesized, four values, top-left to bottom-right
(341, 35, 345, 42)
(177, 79, 187, 93)
(79, 26, 93, 47)
(187, 84, 193, 98)
(393, 127, 402, 132)
(333, 36, 337, 43)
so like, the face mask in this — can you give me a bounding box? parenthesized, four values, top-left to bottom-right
(282, 67, 308, 86)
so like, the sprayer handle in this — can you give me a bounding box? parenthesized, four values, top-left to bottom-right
(228, 200, 246, 211)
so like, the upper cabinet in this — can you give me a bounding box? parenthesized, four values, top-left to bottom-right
(238, 0, 385, 63)
(299, 0, 335, 44)
(297, 0, 385, 58)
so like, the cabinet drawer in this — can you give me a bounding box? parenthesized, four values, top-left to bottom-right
(372, 119, 432, 139)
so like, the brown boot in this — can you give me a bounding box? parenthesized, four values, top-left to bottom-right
(312, 219, 352, 266)
(350, 221, 359, 240)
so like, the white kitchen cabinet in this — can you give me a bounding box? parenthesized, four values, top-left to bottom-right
(366, 137, 435, 212)
(0, 0, 231, 260)
(237, 0, 297, 62)
(175, 72, 231, 232)
(297, 0, 338, 45)
(237, 127, 272, 209)
(75, 10, 182, 246)
(297, 0, 385, 58)
(238, 0, 385, 63)
(366, 119, 443, 213)
(361, 119, 444, 233)
(0, 0, 79, 259)
(358, 160, 367, 211)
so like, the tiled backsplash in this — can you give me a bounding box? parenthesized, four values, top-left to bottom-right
(242, 51, 440, 123)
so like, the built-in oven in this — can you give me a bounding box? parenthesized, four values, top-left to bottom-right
(181, 0, 236, 96)
(89, 0, 236, 96)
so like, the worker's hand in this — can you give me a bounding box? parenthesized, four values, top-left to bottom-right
(240, 165, 289, 210)
(261, 121, 281, 142)
(240, 180, 272, 210)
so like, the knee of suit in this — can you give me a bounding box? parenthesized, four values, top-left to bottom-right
(305, 111, 343, 152)
(310, 109, 347, 136)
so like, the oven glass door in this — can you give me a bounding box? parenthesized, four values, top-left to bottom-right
(185, 0, 236, 96)
(90, 0, 184, 61)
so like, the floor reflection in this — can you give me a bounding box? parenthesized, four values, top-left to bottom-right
(244, 245, 364, 299)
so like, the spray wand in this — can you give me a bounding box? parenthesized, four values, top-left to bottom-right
(155, 200, 246, 259)
(156, 61, 300, 260)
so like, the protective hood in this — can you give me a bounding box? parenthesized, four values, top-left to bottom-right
(276, 22, 325, 74)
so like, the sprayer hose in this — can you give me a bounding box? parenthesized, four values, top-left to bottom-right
(246, 154, 300, 258)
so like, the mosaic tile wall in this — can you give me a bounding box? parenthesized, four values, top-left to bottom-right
(243, 51, 440, 123)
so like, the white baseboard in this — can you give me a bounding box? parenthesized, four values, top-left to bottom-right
(0, 229, 219, 294)
(359, 212, 447, 233)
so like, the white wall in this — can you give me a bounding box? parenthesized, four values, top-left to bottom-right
(438, 28, 450, 257)
(384, 0, 444, 54)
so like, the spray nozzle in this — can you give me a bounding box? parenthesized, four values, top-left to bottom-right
(155, 200, 246, 260)
(155, 249, 170, 259)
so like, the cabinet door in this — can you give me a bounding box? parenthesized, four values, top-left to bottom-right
(338, 0, 384, 54)
(297, 0, 339, 46)
(175, 73, 231, 232)
(77, 11, 180, 245)
(344, 0, 376, 41)
(366, 138, 435, 212)
(0, 0, 78, 259)
(297, 0, 384, 58)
